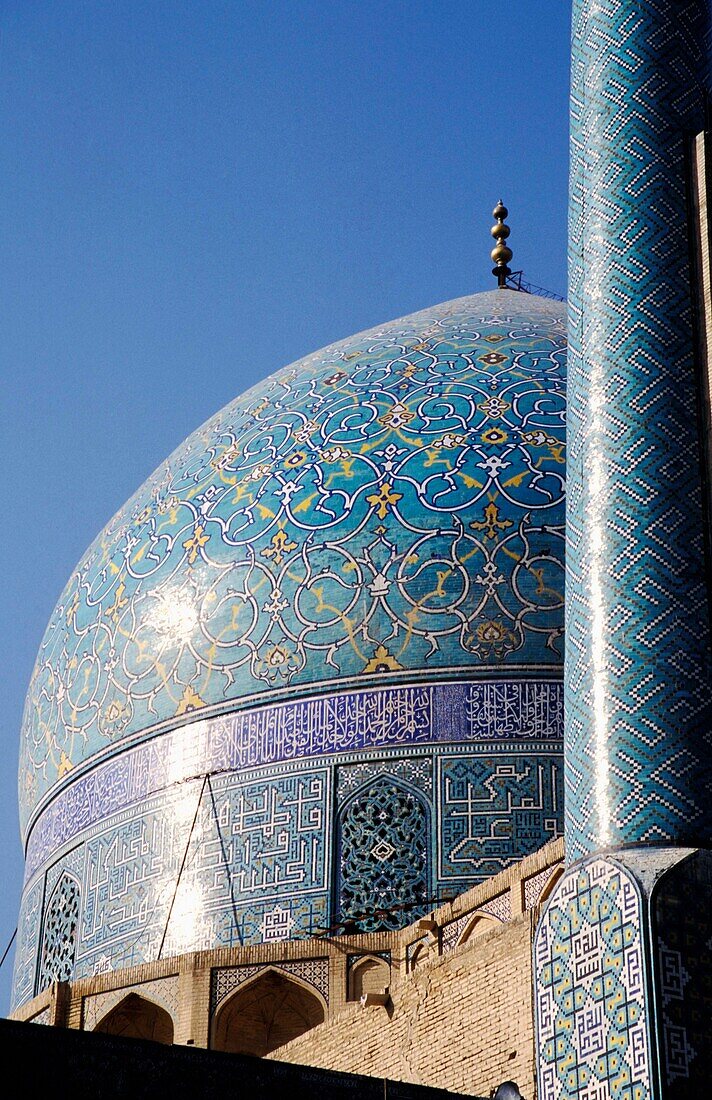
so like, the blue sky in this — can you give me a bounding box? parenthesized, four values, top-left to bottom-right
(0, 0, 570, 1011)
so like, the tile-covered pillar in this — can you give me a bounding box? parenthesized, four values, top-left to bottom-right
(565, 0, 712, 860)
(535, 3, 712, 1097)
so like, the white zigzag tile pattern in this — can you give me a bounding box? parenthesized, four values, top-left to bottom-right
(566, 0, 712, 859)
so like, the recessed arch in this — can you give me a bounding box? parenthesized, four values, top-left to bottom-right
(457, 912, 501, 946)
(37, 870, 81, 994)
(211, 967, 326, 1055)
(409, 941, 432, 971)
(336, 773, 430, 932)
(94, 992, 174, 1044)
(538, 864, 565, 907)
(348, 955, 390, 1001)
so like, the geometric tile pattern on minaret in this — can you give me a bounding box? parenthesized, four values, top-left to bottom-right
(565, 0, 712, 858)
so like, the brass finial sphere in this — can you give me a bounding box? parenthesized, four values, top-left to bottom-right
(491, 242, 513, 264)
(490, 199, 513, 288)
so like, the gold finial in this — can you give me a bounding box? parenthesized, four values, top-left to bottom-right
(491, 200, 513, 288)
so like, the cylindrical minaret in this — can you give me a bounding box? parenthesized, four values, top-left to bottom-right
(535, 5, 712, 1097)
(565, 0, 712, 859)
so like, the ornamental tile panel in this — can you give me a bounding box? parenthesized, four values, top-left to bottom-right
(211, 957, 329, 1014)
(437, 751, 563, 881)
(83, 975, 179, 1031)
(535, 859, 653, 1100)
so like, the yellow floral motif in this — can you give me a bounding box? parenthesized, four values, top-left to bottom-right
(211, 443, 241, 471)
(175, 685, 206, 715)
(476, 620, 508, 644)
(57, 750, 73, 779)
(379, 403, 414, 429)
(66, 590, 80, 625)
(261, 528, 298, 565)
(105, 581, 128, 625)
(182, 524, 209, 564)
(284, 451, 306, 469)
(266, 643, 291, 667)
(293, 420, 319, 443)
(481, 426, 508, 445)
(478, 351, 508, 366)
(432, 432, 467, 449)
(100, 697, 132, 736)
(366, 482, 403, 519)
(520, 429, 558, 447)
(470, 499, 513, 541)
(244, 462, 272, 482)
(478, 395, 510, 418)
(363, 644, 403, 673)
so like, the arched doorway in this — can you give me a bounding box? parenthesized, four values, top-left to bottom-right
(212, 969, 325, 1055)
(94, 993, 174, 1044)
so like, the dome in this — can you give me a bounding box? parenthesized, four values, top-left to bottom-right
(14, 289, 566, 1006)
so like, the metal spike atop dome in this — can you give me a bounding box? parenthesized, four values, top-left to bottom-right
(491, 200, 513, 288)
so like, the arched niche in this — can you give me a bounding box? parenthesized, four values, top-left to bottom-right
(538, 865, 565, 907)
(336, 774, 430, 932)
(457, 912, 501, 946)
(37, 870, 81, 993)
(94, 992, 174, 1044)
(409, 941, 431, 971)
(211, 968, 326, 1056)
(348, 955, 390, 1001)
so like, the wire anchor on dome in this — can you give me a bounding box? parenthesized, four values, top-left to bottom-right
(491, 200, 513, 288)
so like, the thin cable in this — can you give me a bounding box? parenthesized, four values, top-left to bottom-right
(157, 774, 208, 961)
(0, 928, 17, 972)
(206, 775, 243, 945)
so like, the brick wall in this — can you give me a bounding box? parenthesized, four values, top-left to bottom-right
(11, 838, 564, 1098)
(269, 909, 538, 1099)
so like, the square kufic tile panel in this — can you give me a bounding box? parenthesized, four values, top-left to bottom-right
(437, 749, 563, 883)
(535, 858, 653, 1100)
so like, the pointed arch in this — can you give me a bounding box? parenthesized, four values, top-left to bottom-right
(348, 955, 390, 1001)
(37, 870, 81, 994)
(457, 912, 501, 946)
(211, 967, 326, 1055)
(538, 864, 565, 907)
(94, 992, 174, 1044)
(335, 773, 430, 932)
(408, 940, 432, 971)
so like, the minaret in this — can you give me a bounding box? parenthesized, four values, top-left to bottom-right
(534, 3, 712, 1097)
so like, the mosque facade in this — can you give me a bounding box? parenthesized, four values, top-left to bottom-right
(9, 1, 712, 1098)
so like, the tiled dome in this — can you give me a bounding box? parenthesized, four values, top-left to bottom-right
(14, 289, 566, 1007)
